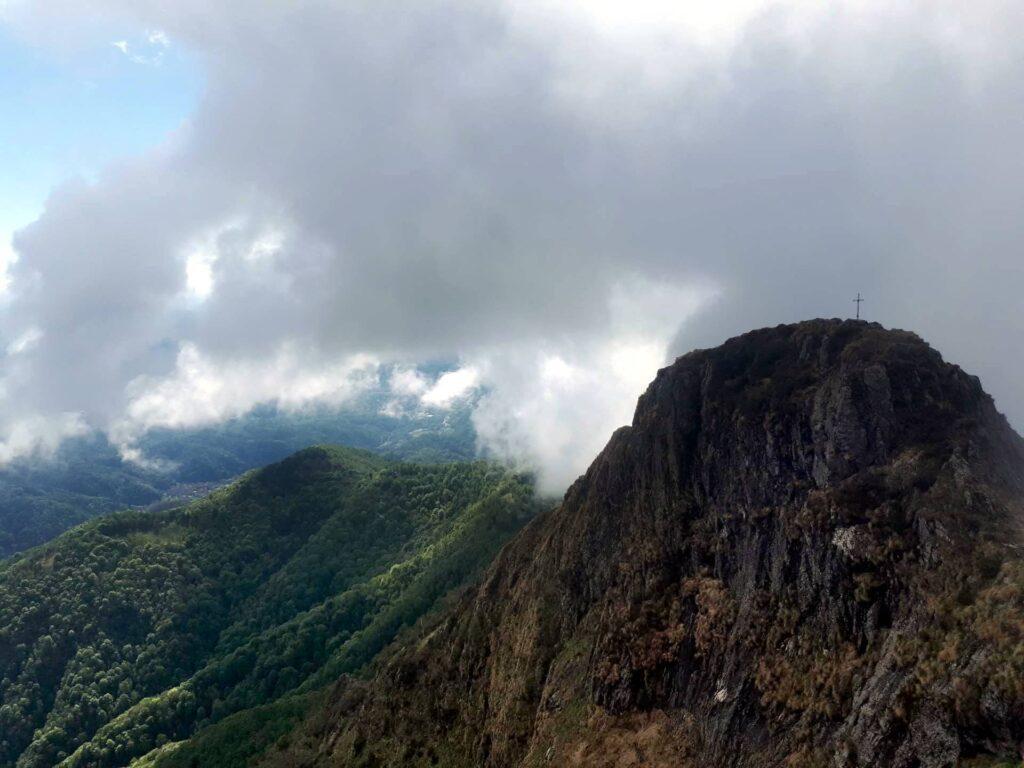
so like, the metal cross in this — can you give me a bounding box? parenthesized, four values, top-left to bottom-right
(853, 293, 864, 319)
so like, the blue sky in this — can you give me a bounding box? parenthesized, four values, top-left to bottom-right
(0, 22, 201, 248)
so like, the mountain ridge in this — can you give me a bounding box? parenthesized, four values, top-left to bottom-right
(271, 319, 1024, 767)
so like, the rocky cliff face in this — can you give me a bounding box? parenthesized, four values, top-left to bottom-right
(276, 320, 1024, 768)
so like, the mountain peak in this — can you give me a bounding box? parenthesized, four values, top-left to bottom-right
(642, 317, 1011, 483)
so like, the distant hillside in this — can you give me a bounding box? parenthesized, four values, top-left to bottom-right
(0, 446, 539, 768)
(0, 388, 478, 559)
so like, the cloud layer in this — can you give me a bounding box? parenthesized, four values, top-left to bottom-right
(2, 0, 1023, 491)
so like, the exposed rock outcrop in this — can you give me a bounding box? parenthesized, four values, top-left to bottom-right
(276, 320, 1024, 768)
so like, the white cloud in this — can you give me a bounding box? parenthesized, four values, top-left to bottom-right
(6, 327, 43, 356)
(109, 343, 380, 458)
(111, 28, 170, 65)
(184, 251, 215, 299)
(0, 234, 15, 296)
(147, 28, 169, 47)
(379, 366, 431, 417)
(389, 368, 429, 398)
(381, 366, 481, 418)
(472, 278, 709, 493)
(0, 413, 88, 463)
(421, 367, 480, 408)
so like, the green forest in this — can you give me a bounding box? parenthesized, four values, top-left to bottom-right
(0, 445, 539, 768)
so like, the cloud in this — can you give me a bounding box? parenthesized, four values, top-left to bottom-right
(388, 368, 429, 398)
(147, 29, 169, 47)
(2, 0, 1024, 489)
(380, 365, 480, 418)
(421, 368, 480, 408)
(0, 234, 15, 295)
(6, 327, 42, 356)
(108, 343, 380, 461)
(110, 27, 170, 64)
(471, 277, 708, 492)
(0, 414, 88, 463)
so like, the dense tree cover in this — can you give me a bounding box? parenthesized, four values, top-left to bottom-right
(0, 392, 477, 558)
(0, 434, 167, 560)
(133, 692, 323, 768)
(0, 446, 538, 768)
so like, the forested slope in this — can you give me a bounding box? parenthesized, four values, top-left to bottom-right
(0, 446, 537, 767)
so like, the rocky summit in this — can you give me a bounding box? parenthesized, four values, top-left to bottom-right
(275, 319, 1024, 768)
